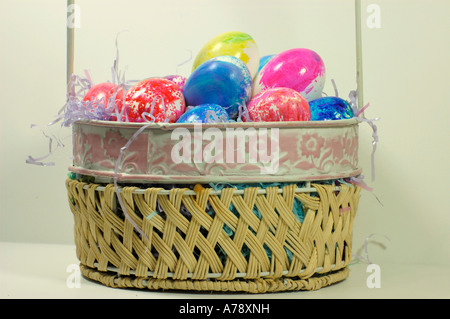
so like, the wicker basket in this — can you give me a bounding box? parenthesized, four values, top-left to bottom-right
(60, 0, 370, 294)
(66, 170, 361, 293)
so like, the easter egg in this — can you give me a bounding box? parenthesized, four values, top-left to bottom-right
(192, 31, 260, 79)
(183, 56, 252, 119)
(309, 96, 354, 121)
(123, 78, 185, 123)
(83, 82, 124, 110)
(246, 87, 310, 122)
(177, 104, 230, 123)
(257, 54, 275, 73)
(253, 48, 326, 101)
(164, 74, 187, 92)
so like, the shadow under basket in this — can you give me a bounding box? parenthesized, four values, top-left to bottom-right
(66, 178, 361, 293)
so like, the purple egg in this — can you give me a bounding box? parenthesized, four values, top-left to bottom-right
(164, 74, 187, 92)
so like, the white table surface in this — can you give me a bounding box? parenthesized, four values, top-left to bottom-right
(1, 241, 448, 299)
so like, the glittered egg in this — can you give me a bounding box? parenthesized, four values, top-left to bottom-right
(164, 74, 187, 92)
(309, 96, 354, 121)
(183, 56, 252, 119)
(192, 31, 260, 79)
(83, 82, 124, 110)
(246, 87, 310, 122)
(253, 48, 326, 101)
(176, 104, 230, 123)
(123, 78, 185, 123)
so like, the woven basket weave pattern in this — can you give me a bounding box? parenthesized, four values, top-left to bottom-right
(66, 179, 360, 292)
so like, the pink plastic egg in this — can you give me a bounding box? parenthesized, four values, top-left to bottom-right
(123, 78, 185, 123)
(246, 87, 310, 122)
(253, 48, 326, 101)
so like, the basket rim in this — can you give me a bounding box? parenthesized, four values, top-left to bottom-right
(68, 167, 363, 185)
(79, 264, 350, 293)
(74, 179, 358, 196)
(73, 118, 361, 130)
(92, 261, 344, 280)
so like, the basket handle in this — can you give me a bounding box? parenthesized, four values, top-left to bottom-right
(355, 0, 365, 117)
(67, 0, 75, 95)
(66, 0, 366, 114)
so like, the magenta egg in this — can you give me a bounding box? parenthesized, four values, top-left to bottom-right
(246, 87, 311, 122)
(253, 48, 326, 101)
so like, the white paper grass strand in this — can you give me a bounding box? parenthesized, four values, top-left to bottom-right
(175, 49, 193, 75)
(113, 124, 153, 246)
(349, 90, 379, 182)
(25, 125, 65, 166)
(352, 233, 390, 265)
(26, 32, 138, 165)
(331, 79, 339, 97)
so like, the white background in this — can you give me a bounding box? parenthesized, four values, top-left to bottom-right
(1, 0, 449, 298)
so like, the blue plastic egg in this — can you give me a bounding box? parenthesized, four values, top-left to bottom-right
(309, 96, 354, 121)
(257, 54, 275, 73)
(176, 104, 230, 123)
(183, 56, 252, 119)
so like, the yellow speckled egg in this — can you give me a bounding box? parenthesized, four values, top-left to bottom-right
(192, 31, 260, 79)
